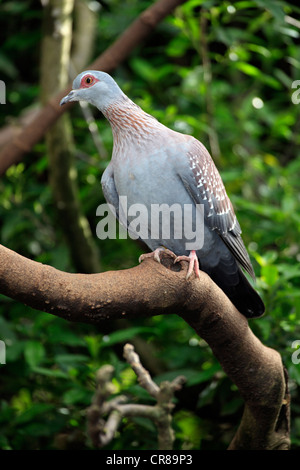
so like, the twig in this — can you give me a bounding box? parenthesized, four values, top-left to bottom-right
(86, 344, 186, 449)
(123, 343, 160, 398)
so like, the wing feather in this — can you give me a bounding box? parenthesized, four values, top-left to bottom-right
(182, 139, 255, 280)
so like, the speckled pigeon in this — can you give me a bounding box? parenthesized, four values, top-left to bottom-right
(60, 70, 265, 318)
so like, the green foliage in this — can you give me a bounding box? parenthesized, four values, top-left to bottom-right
(0, 0, 300, 450)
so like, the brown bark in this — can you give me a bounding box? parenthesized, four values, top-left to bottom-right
(0, 243, 290, 450)
(0, 0, 187, 175)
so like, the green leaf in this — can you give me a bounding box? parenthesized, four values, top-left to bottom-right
(31, 367, 69, 379)
(0, 52, 18, 78)
(235, 62, 281, 88)
(175, 410, 204, 449)
(261, 265, 279, 285)
(63, 387, 91, 405)
(24, 341, 45, 368)
(130, 58, 157, 83)
(154, 364, 221, 387)
(14, 404, 54, 425)
(46, 324, 86, 346)
(253, 0, 285, 22)
(84, 335, 102, 358)
(54, 354, 90, 364)
(101, 327, 156, 347)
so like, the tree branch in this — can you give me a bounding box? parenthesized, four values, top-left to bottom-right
(0, 0, 187, 175)
(0, 243, 290, 449)
(86, 344, 186, 449)
(123, 343, 160, 397)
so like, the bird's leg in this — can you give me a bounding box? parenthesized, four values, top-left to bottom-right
(174, 250, 200, 280)
(139, 247, 177, 264)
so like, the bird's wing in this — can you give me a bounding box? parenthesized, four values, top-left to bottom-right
(101, 163, 120, 220)
(178, 138, 255, 280)
(101, 163, 141, 240)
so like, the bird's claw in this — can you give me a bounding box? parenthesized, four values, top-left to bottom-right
(139, 247, 177, 264)
(174, 250, 200, 280)
(139, 248, 200, 280)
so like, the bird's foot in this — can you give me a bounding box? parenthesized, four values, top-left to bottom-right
(174, 250, 200, 280)
(139, 247, 177, 264)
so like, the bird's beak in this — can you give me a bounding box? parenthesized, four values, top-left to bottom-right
(60, 90, 76, 106)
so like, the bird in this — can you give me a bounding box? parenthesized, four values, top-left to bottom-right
(60, 70, 265, 318)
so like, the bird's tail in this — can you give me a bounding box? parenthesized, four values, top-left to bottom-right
(213, 266, 265, 318)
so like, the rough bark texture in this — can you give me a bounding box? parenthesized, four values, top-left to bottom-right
(0, 244, 290, 450)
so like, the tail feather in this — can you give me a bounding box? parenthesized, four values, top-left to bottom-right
(211, 265, 265, 318)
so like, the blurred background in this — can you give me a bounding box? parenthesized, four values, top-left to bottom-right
(0, 0, 299, 450)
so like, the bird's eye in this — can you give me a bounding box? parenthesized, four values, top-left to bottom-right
(80, 75, 96, 88)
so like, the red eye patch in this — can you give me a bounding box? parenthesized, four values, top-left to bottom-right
(80, 74, 99, 88)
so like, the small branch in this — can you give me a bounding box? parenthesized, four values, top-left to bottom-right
(123, 345, 186, 449)
(99, 409, 122, 447)
(87, 365, 120, 447)
(123, 343, 160, 398)
(86, 344, 186, 449)
(93, 365, 117, 404)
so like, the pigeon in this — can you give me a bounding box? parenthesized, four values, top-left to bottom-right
(60, 70, 265, 318)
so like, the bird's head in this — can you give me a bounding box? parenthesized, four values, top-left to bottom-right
(60, 70, 124, 110)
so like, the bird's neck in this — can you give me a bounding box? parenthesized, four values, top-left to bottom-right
(102, 96, 161, 146)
